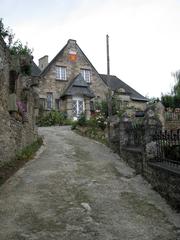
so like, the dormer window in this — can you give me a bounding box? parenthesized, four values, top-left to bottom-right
(56, 66, 67, 80)
(80, 69, 91, 83)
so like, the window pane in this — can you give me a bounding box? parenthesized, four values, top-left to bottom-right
(56, 66, 67, 80)
(72, 100, 77, 117)
(47, 93, 52, 109)
(80, 69, 90, 83)
(78, 100, 84, 115)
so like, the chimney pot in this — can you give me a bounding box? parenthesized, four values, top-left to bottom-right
(39, 55, 48, 71)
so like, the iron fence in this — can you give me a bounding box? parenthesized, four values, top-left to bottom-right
(153, 129, 180, 167)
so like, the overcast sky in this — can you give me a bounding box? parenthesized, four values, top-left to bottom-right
(1, 0, 180, 98)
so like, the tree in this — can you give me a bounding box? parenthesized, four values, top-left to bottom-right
(0, 18, 33, 75)
(161, 71, 180, 108)
(0, 18, 14, 46)
(172, 72, 180, 97)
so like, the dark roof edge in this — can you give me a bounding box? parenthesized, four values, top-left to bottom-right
(131, 97, 148, 102)
(100, 74, 148, 102)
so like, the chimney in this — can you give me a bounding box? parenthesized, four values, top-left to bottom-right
(67, 39, 77, 45)
(39, 55, 48, 71)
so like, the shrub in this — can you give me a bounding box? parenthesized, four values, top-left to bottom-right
(77, 113, 87, 126)
(91, 111, 107, 130)
(37, 110, 66, 126)
(63, 119, 73, 125)
(86, 117, 97, 128)
(71, 121, 78, 130)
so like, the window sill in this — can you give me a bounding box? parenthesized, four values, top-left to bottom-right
(55, 78, 68, 81)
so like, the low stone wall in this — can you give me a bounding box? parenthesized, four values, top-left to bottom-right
(0, 112, 38, 164)
(147, 164, 180, 210)
(108, 105, 180, 211)
(120, 147, 180, 210)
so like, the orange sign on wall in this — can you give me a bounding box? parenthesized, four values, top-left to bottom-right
(68, 50, 77, 62)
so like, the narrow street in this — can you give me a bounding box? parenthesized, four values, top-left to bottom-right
(0, 126, 179, 240)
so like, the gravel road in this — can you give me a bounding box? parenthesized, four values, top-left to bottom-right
(0, 126, 179, 240)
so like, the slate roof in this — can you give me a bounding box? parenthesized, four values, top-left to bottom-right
(31, 61, 41, 77)
(100, 74, 148, 102)
(61, 74, 95, 98)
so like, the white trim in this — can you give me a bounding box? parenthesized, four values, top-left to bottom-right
(80, 69, 91, 83)
(72, 96, 84, 120)
(56, 66, 67, 80)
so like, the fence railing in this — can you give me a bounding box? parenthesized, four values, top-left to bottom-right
(153, 129, 180, 167)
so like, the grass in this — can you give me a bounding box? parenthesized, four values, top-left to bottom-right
(0, 137, 43, 186)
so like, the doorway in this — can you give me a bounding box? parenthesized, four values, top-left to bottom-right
(72, 97, 84, 120)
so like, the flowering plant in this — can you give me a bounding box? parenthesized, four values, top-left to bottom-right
(91, 110, 107, 130)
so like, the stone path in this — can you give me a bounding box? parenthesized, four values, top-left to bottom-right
(0, 126, 180, 240)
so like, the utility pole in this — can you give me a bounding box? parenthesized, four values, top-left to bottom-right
(106, 34, 110, 75)
(106, 34, 112, 146)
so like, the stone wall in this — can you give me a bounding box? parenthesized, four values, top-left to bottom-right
(109, 104, 180, 210)
(0, 36, 38, 165)
(120, 146, 180, 210)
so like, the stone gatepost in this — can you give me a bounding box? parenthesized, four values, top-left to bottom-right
(119, 116, 130, 154)
(142, 108, 163, 176)
(143, 108, 162, 144)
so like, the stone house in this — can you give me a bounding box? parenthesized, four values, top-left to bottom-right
(0, 35, 40, 164)
(39, 39, 148, 120)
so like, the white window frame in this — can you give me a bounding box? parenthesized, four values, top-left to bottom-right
(56, 66, 67, 80)
(72, 96, 85, 120)
(80, 69, 91, 83)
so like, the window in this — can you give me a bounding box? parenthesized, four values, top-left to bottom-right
(80, 69, 91, 83)
(39, 98, 45, 109)
(56, 66, 67, 80)
(55, 99, 60, 110)
(47, 93, 53, 109)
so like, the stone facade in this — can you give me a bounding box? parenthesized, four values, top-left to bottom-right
(39, 39, 108, 119)
(0, 36, 39, 164)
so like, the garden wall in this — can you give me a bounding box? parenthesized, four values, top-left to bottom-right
(109, 105, 180, 210)
(0, 36, 38, 165)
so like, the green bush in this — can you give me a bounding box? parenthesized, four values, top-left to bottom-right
(71, 121, 78, 130)
(37, 110, 66, 126)
(63, 119, 74, 125)
(77, 113, 87, 126)
(86, 118, 97, 128)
